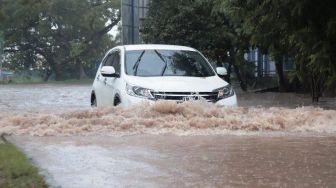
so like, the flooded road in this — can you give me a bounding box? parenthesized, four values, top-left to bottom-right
(0, 84, 90, 112)
(10, 135, 336, 188)
(0, 84, 335, 112)
(1, 84, 336, 187)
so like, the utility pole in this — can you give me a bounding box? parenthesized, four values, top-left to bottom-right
(121, 0, 149, 45)
(0, 31, 3, 81)
(121, 0, 139, 45)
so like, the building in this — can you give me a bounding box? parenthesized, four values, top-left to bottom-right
(245, 48, 294, 77)
(139, 0, 149, 26)
(121, 0, 149, 45)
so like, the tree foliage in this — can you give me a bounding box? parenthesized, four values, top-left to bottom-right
(142, 0, 252, 90)
(143, 0, 336, 100)
(217, 0, 336, 100)
(1, 0, 120, 80)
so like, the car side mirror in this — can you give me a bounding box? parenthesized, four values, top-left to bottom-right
(216, 67, 227, 76)
(100, 66, 119, 77)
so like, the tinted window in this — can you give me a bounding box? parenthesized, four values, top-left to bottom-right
(103, 54, 114, 67)
(125, 50, 215, 77)
(102, 51, 121, 74)
(111, 51, 121, 74)
(131, 50, 166, 76)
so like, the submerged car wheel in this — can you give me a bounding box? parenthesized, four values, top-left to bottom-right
(91, 94, 97, 107)
(114, 96, 121, 106)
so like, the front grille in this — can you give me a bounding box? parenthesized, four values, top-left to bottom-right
(151, 91, 219, 103)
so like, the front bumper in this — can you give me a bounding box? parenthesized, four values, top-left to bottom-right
(215, 93, 238, 107)
(122, 95, 155, 107)
(122, 93, 238, 107)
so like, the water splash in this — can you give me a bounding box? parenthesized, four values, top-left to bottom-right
(0, 101, 335, 136)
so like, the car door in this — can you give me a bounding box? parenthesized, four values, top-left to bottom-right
(97, 53, 115, 106)
(105, 50, 122, 105)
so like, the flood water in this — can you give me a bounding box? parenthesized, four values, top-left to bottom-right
(1, 84, 336, 187)
(0, 84, 91, 113)
(9, 135, 336, 188)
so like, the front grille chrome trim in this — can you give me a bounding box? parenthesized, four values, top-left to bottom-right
(151, 91, 219, 103)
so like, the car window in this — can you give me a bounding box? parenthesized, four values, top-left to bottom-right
(111, 51, 121, 74)
(137, 50, 166, 76)
(125, 50, 215, 77)
(103, 54, 114, 67)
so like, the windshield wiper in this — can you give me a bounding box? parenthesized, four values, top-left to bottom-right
(133, 50, 146, 76)
(154, 50, 168, 76)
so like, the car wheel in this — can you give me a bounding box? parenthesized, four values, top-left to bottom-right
(114, 96, 121, 106)
(91, 94, 97, 107)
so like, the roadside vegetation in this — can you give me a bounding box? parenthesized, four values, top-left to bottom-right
(0, 0, 120, 81)
(142, 0, 336, 101)
(0, 136, 47, 188)
(0, 0, 335, 101)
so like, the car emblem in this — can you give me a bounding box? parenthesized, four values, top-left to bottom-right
(182, 92, 201, 102)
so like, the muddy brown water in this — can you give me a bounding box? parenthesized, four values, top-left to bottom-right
(10, 135, 336, 188)
(0, 84, 91, 113)
(1, 84, 336, 187)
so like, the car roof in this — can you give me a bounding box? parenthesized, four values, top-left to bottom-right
(119, 44, 197, 51)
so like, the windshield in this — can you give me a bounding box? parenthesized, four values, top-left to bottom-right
(125, 50, 216, 77)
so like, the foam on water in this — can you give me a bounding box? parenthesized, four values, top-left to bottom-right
(0, 101, 335, 136)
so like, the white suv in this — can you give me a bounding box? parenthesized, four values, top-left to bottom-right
(91, 44, 237, 107)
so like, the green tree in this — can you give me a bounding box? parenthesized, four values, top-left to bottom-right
(217, 0, 336, 101)
(142, 0, 251, 91)
(1, 0, 120, 81)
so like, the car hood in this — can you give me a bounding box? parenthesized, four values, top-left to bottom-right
(125, 76, 228, 92)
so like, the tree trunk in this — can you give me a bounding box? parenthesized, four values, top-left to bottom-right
(310, 73, 323, 103)
(54, 63, 63, 81)
(229, 49, 247, 91)
(75, 59, 87, 80)
(79, 65, 87, 79)
(274, 56, 287, 92)
(226, 63, 232, 84)
(43, 69, 52, 82)
(233, 64, 247, 91)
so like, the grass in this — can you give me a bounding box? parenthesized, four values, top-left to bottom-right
(0, 137, 47, 188)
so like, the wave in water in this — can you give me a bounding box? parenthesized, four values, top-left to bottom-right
(0, 101, 335, 136)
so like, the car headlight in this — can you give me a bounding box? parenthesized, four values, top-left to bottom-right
(126, 84, 155, 100)
(214, 85, 235, 99)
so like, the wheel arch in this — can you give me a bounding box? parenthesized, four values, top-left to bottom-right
(91, 91, 96, 106)
(113, 93, 122, 106)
